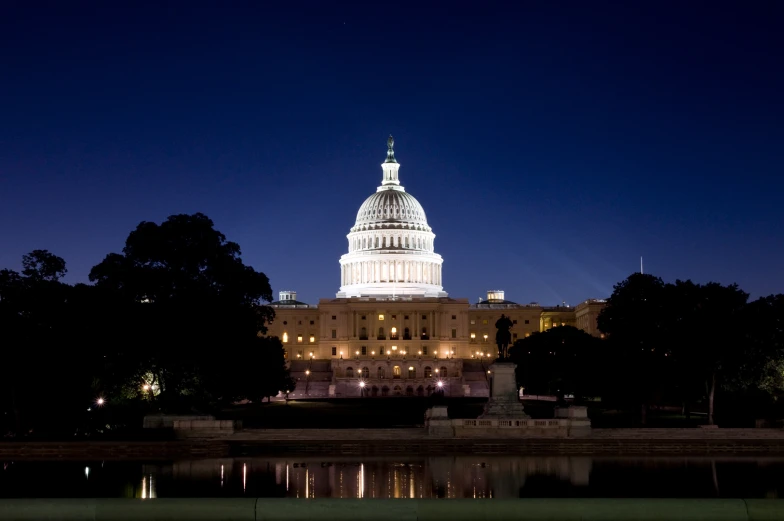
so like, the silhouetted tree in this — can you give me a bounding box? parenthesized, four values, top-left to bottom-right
(88, 213, 290, 411)
(666, 281, 749, 424)
(510, 325, 604, 402)
(0, 252, 96, 436)
(597, 273, 673, 424)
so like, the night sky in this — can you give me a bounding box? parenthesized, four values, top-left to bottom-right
(2, 1, 783, 305)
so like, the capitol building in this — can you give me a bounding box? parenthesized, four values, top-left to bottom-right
(266, 137, 606, 398)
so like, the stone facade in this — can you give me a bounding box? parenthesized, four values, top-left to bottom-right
(269, 293, 605, 398)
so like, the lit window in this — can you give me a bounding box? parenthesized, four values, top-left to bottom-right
(378, 314, 385, 321)
(391, 327, 397, 334)
(470, 319, 476, 325)
(282, 332, 288, 343)
(470, 333, 476, 339)
(309, 335, 315, 343)
(482, 320, 488, 325)
(392, 345, 398, 350)
(297, 335, 303, 343)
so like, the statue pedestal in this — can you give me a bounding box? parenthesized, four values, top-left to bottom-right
(479, 362, 529, 419)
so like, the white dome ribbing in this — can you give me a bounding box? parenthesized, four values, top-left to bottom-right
(337, 136, 446, 299)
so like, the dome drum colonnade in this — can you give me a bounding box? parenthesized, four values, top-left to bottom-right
(337, 136, 446, 298)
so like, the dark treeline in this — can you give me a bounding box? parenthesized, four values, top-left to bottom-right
(511, 273, 784, 425)
(0, 213, 292, 437)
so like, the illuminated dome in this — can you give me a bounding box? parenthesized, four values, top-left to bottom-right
(337, 136, 446, 299)
(353, 189, 429, 231)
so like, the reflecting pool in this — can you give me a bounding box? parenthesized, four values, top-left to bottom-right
(2, 457, 784, 498)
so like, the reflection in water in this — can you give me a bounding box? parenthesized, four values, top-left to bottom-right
(2, 457, 784, 499)
(140, 474, 156, 499)
(153, 457, 591, 499)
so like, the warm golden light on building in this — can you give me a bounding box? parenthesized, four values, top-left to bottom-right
(261, 140, 608, 399)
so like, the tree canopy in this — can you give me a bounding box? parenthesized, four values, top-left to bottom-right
(509, 325, 604, 401)
(1, 214, 292, 436)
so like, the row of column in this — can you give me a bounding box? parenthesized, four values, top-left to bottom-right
(341, 260, 442, 286)
(350, 234, 432, 252)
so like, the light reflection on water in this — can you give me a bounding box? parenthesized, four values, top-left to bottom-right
(2, 457, 784, 499)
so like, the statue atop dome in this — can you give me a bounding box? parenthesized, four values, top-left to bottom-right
(385, 134, 397, 163)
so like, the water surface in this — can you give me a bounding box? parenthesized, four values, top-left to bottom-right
(2, 457, 783, 499)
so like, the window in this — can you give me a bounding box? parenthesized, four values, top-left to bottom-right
(404, 327, 410, 339)
(360, 327, 367, 339)
(309, 335, 315, 343)
(332, 315, 336, 320)
(408, 367, 416, 379)
(362, 366, 369, 377)
(298, 321, 302, 325)
(282, 332, 288, 343)
(393, 366, 401, 378)
(525, 319, 530, 324)
(440, 367, 448, 377)
(361, 346, 367, 355)
(377, 367, 385, 379)
(422, 346, 428, 355)
(404, 315, 409, 320)
(331, 329, 337, 339)
(283, 321, 287, 325)
(482, 319, 488, 325)
(378, 327, 385, 339)
(297, 335, 303, 343)
(380, 346, 385, 355)
(331, 347, 337, 356)
(424, 366, 432, 378)
(361, 315, 366, 320)
(346, 367, 354, 378)
(451, 328, 457, 338)
(452, 315, 456, 320)
(470, 319, 476, 325)
(391, 315, 396, 319)
(378, 314, 385, 321)
(422, 314, 427, 320)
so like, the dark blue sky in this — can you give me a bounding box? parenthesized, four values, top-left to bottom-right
(2, 1, 783, 305)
